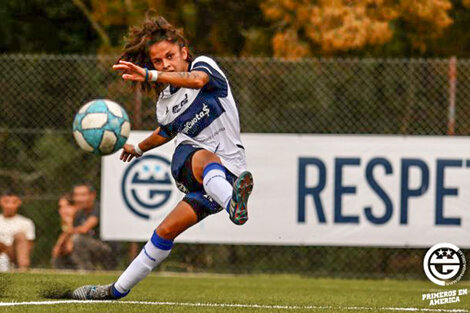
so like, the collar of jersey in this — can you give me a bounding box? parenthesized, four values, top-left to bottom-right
(169, 85, 180, 94)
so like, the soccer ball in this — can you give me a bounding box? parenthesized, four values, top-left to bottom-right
(72, 99, 131, 155)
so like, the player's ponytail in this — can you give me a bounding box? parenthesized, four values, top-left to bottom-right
(118, 10, 192, 98)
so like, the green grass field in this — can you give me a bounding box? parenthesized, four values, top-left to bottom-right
(0, 271, 468, 312)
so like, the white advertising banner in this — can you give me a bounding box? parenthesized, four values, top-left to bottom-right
(101, 132, 470, 248)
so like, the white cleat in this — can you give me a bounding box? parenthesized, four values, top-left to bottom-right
(229, 171, 253, 225)
(71, 284, 115, 300)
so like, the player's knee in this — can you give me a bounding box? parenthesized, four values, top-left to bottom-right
(195, 150, 221, 169)
(192, 150, 222, 183)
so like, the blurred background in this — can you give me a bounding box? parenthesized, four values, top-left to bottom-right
(1, 0, 469, 279)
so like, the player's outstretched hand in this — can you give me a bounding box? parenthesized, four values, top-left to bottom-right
(112, 60, 146, 82)
(120, 144, 141, 162)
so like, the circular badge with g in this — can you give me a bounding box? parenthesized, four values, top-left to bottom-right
(121, 155, 174, 220)
(423, 243, 467, 286)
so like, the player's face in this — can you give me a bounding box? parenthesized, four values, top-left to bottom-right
(149, 40, 189, 72)
(73, 186, 95, 210)
(0, 195, 22, 218)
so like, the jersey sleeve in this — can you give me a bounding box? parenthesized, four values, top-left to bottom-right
(191, 56, 228, 97)
(24, 218, 35, 241)
(159, 124, 177, 139)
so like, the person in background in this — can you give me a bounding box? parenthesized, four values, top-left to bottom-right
(0, 189, 35, 272)
(68, 183, 117, 270)
(51, 193, 77, 269)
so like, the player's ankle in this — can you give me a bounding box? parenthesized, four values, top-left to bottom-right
(112, 284, 130, 299)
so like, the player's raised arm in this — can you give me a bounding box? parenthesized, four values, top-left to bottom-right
(112, 60, 209, 89)
(155, 70, 209, 89)
(120, 126, 173, 162)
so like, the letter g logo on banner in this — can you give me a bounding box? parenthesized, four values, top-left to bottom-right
(423, 243, 467, 286)
(121, 155, 173, 219)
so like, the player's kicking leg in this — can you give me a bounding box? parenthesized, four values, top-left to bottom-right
(72, 201, 197, 300)
(192, 150, 253, 225)
(72, 147, 253, 300)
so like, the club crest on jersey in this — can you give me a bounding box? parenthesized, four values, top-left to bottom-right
(173, 94, 188, 114)
(182, 103, 210, 134)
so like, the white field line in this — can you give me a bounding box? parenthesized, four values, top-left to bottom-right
(0, 300, 468, 312)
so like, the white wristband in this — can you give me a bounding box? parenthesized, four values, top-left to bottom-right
(149, 70, 159, 82)
(134, 144, 143, 156)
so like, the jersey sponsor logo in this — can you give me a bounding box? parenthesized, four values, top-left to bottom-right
(173, 93, 188, 114)
(121, 155, 173, 220)
(182, 103, 210, 134)
(162, 93, 225, 138)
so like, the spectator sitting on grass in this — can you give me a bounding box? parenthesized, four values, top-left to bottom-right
(0, 189, 35, 272)
(51, 193, 77, 269)
(68, 183, 117, 270)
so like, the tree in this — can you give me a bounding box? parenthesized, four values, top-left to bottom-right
(261, 0, 454, 58)
(71, 0, 271, 56)
(0, 0, 100, 53)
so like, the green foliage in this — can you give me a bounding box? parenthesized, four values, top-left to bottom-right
(217, 58, 451, 135)
(0, 0, 99, 53)
(24, 200, 61, 269)
(31, 133, 84, 192)
(166, 244, 453, 280)
(2, 0, 470, 57)
(0, 0, 271, 56)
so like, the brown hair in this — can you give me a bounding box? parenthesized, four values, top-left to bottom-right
(119, 11, 192, 98)
(59, 192, 74, 205)
(1, 188, 21, 198)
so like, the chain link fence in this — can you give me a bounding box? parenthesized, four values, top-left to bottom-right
(1, 55, 469, 279)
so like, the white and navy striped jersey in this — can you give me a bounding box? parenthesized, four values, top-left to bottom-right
(156, 56, 247, 176)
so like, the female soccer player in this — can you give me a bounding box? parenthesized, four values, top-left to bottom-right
(72, 13, 253, 300)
